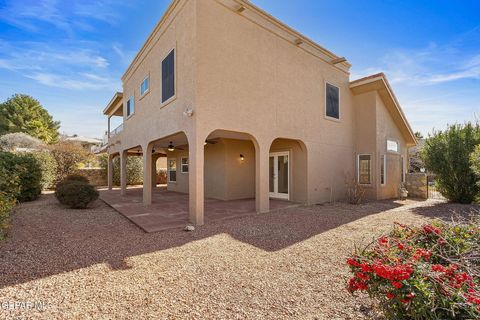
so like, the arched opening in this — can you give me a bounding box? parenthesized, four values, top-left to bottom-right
(269, 138, 308, 204)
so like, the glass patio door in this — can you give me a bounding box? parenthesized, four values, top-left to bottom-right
(269, 152, 289, 200)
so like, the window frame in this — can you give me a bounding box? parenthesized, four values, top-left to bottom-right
(167, 158, 177, 183)
(380, 154, 386, 186)
(324, 81, 341, 121)
(181, 157, 188, 174)
(357, 154, 372, 185)
(126, 95, 135, 119)
(387, 139, 400, 153)
(140, 75, 150, 97)
(161, 48, 176, 106)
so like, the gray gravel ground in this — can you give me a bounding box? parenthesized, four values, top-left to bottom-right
(0, 194, 477, 319)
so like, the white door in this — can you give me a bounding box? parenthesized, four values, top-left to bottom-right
(269, 152, 290, 200)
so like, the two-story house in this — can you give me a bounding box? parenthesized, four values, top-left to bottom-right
(103, 0, 417, 226)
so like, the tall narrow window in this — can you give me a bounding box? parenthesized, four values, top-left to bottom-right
(168, 159, 177, 182)
(162, 49, 175, 103)
(140, 76, 149, 96)
(325, 83, 340, 119)
(380, 155, 386, 185)
(400, 156, 405, 183)
(358, 154, 371, 185)
(126, 96, 134, 117)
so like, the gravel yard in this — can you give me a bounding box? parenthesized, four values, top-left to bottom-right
(0, 194, 477, 319)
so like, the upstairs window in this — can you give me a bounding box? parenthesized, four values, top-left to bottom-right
(387, 140, 399, 153)
(162, 49, 175, 103)
(140, 76, 149, 96)
(126, 96, 134, 117)
(325, 83, 340, 119)
(358, 154, 371, 185)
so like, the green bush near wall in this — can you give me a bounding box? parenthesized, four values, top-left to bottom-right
(422, 122, 480, 203)
(98, 153, 144, 185)
(0, 151, 42, 202)
(31, 151, 57, 190)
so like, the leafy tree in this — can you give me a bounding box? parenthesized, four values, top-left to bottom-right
(0, 94, 60, 143)
(422, 122, 480, 203)
(49, 141, 89, 183)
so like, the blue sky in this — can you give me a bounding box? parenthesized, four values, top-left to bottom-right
(0, 0, 479, 138)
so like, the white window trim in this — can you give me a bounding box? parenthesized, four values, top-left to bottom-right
(168, 158, 177, 183)
(386, 139, 400, 154)
(126, 95, 135, 119)
(140, 75, 150, 97)
(357, 154, 372, 185)
(160, 47, 177, 108)
(380, 154, 387, 186)
(181, 157, 188, 174)
(324, 81, 341, 122)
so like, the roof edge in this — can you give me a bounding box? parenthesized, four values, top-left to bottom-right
(350, 73, 417, 146)
(103, 92, 123, 115)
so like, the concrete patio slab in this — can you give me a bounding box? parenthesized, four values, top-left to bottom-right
(99, 186, 299, 232)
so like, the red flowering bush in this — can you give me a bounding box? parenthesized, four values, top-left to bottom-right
(347, 218, 480, 319)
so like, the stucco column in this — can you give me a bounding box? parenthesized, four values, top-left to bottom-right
(143, 144, 153, 206)
(120, 150, 127, 196)
(151, 154, 159, 189)
(107, 153, 114, 190)
(188, 134, 204, 226)
(255, 141, 270, 213)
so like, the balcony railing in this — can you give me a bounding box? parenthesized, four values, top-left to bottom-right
(110, 123, 124, 137)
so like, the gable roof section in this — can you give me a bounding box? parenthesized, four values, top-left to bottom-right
(350, 73, 417, 147)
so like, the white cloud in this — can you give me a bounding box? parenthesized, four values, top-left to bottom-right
(26, 72, 118, 90)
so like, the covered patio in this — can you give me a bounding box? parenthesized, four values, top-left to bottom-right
(100, 186, 299, 232)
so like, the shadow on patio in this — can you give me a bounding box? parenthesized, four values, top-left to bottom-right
(99, 186, 299, 232)
(0, 193, 413, 289)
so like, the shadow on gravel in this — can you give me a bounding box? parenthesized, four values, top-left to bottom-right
(0, 194, 412, 288)
(409, 201, 479, 221)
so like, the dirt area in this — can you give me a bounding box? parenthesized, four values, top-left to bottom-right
(0, 194, 477, 319)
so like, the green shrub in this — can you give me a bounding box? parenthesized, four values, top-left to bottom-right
(55, 180, 99, 209)
(0, 192, 15, 240)
(347, 219, 480, 319)
(98, 153, 143, 185)
(0, 151, 42, 202)
(63, 174, 89, 184)
(31, 151, 57, 190)
(422, 123, 480, 203)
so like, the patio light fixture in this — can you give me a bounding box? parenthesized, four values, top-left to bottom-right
(168, 142, 175, 152)
(240, 154, 245, 161)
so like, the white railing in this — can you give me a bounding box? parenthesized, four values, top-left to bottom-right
(110, 123, 124, 137)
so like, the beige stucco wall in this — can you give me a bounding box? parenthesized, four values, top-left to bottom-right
(107, 0, 416, 209)
(375, 93, 408, 200)
(167, 138, 255, 200)
(195, 0, 355, 204)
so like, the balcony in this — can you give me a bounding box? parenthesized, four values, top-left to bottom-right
(110, 123, 124, 137)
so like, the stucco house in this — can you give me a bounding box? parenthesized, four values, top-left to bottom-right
(103, 0, 417, 226)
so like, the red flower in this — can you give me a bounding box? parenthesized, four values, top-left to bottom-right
(423, 224, 442, 235)
(356, 272, 370, 281)
(386, 292, 395, 300)
(378, 236, 389, 247)
(397, 242, 405, 250)
(391, 281, 403, 289)
(348, 278, 368, 292)
(347, 258, 361, 267)
(431, 264, 446, 273)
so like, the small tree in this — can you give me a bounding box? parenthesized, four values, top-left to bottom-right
(0, 94, 60, 143)
(49, 141, 89, 183)
(422, 122, 480, 203)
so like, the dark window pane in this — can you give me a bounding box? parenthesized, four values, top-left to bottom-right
(326, 83, 339, 119)
(162, 50, 175, 102)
